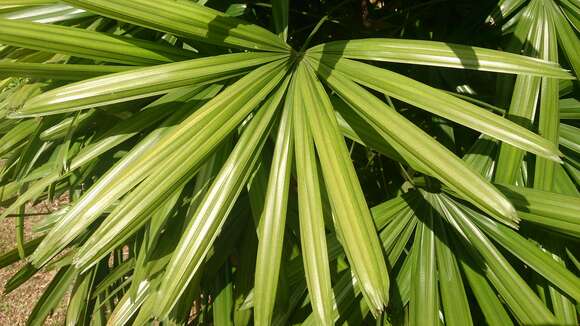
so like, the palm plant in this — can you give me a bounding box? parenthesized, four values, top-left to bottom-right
(0, 0, 578, 325)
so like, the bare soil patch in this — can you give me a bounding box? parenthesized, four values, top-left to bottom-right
(0, 198, 68, 325)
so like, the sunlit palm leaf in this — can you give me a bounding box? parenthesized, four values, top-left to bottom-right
(13, 53, 286, 116)
(152, 75, 289, 317)
(0, 18, 194, 64)
(301, 61, 390, 315)
(308, 38, 572, 78)
(62, 0, 290, 51)
(293, 64, 333, 324)
(310, 58, 519, 226)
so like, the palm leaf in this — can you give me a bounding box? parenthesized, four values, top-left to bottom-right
(308, 38, 572, 78)
(292, 64, 333, 324)
(0, 18, 195, 64)
(0, 3, 92, 23)
(0, 62, 134, 80)
(12, 53, 286, 116)
(437, 194, 558, 325)
(308, 54, 561, 161)
(62, 0, 290, 51)
(409, 202, 438, 326)
(272, 0, 289, 41)
(310, 58, 519, 226)
(253, 74, 294, 326)
(301, 61, 390, 315)
(151, 75, 289, 318)
(71, 61, 290, 270)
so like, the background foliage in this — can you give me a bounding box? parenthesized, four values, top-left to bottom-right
(0, 0, 579, 325)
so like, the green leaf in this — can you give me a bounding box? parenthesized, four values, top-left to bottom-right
(0, 1, 57, 6)
(559, 0, 580, 32)
(0, 236, 43, 268)
(310, 57, 519, 226)
(0, 62, 135, 80)
(438, 194, 558, 325)
(308, 54, 561, 162)
(28, 86, 224, 267)
(127, 182, 194, 300)
(0, 3, 92, 24)
(13, 52, 286, 117)
(372, 191, 419, 230)
(0, 18, 195, 65)
(465, 205, 580, 302)
(308, 38, 573, 78)
(455, 239, 514, 326)
(247, 150, 271, 227)
(232, 224, 257, 326)
(66, 267, 95, 325)
(494, 74, 541, 185)
(91, 258, 135, 299)
(382, 211, 418, 267)
(224, 4, 248, 17)
(463, 135, 497, 180)
(497, 184, 580, 222)
(409, 203, 439, 326)
(303, 199, 417, 326)
(108, 288, 149, 326)
(559, 98, 580, 120)
(331, 95, 403, 162)
(545, 0, 580, 77)
(63, 0, 290, 52)
(152, 72, 290, 318)
(253, 76, 294, 325)
(40, 109, 95, 141)
(293, 64, 333, 325)
(533, 21, 560, 191)
(554, 163, 580, 196)
(542, 238, 579, 325)
(71, 62, 289, 271)
(495, 4, 545, 185)
(487, 0, 528, 25)
(301, 61, 390, 315)
(525, 13, 577, 323)
(272, 0, 289, 41)
(26, 265, 77, 326)
(0, 86, 209, 221)
(433, 207, 473, 326)
(560, 123, 580, 153)
(496, 184, 580, 236)
(392, 250, 412, 319)
(4, 263, 39, 294)
(213, 263, 234, 326)
(0, 118, 38, 156)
